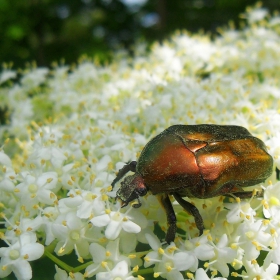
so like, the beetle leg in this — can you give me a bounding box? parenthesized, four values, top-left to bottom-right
(276, 167, 280, 181)
(121, 196, 142, 208)
(132, 197, 142, 208)
(111, 161, 137, 188)
(173, 193, 204, 236)
(157, 194, 177, 244)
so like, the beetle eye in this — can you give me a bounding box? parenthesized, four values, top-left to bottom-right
(136, 186, 147, 197)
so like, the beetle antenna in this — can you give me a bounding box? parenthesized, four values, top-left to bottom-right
(111, 161, 137, 189)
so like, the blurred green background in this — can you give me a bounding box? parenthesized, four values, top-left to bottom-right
(1, 0, 280, 69)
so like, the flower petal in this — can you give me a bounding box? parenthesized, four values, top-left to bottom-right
(121, 220, 141, 234)
(12, 260, 32, 280)
(105, 220, 122, 240)
(22, 243, 44, 261)
(91, 214, 110, 227)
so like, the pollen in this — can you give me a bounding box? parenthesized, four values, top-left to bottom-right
(158, 248, 164, 254)
(167, 246, 177, 253)
(270, 196, 280, 206)
(207, 234, 213, 241)
(211, 270, 218, 276)
(133, 265, 139, 272)
(102, 194, 108, 201)
(251, 259, 257, 264)
(165, 264, 172, 272)
(106, 251, 111, 257)
(58, 247, 65, 254)
(262, 200, 269, 209)
(47, 178, 53, 183)
(144, 256, 150, 262)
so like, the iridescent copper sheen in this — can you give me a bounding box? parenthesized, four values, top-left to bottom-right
(112, 124, 273, 243)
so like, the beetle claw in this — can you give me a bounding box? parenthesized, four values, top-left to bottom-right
(120, 201, 128, 208)
(132, 202, 141, 208)
(132, 197, 142, 208)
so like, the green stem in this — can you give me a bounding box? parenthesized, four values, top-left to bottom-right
(135, 267, 154, 275)
(44, 249, 74, 272)
(44, 249, 94, 273)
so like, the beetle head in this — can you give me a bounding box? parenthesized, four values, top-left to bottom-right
(116, 173, 147, 208)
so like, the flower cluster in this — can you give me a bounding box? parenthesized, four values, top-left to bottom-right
(1, 4, 280, 280)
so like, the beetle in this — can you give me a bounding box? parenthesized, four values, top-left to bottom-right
(111, 124, 273, 243)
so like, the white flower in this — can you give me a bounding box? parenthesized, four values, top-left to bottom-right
(245, 7, 268, 23)
(226, 198, 256, 224)
(52, 212, 89, 259)
(54, 265, 84, 280)
(179, 235, 215, 272)
(144, 234, 197, 280)
(236, 219, 271, 261)
(263, 182, 280, 219)
(62, 189, 105, 219)
(242, 260, 278, 279)
(96, 260, 137, 280)
(85, 239, 129, 277)
(0, 69, 16, 84)
(20, 68, 49, 88)
(5, 216, 43, 240)
(15, 171, 58, 209)
(265, 133, 280, 169)
(36, 146, 67, 169)
(0, 161, 16, 192)
(193, 268, 227, 280)
(42, 206, 60, 245)
(0, 233, 44, 280)
(263, 232, 280, 269)
(206, 234, 237, 277)
(0, 150, 12, 167)
(90, 207, 142, 240)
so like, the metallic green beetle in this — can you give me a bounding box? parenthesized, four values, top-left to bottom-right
(112, 124, 273, 243)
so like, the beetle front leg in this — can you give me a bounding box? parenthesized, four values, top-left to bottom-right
(157, 194, 177, 244)
(173, 193, 204, 236)
(111, 161, 137, 189)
